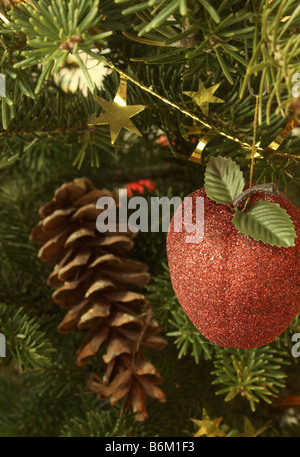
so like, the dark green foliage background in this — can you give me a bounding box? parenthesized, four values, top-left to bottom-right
(0, 0, 299, 437)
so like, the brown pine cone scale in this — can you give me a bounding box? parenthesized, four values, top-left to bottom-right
(30, 178, 167, 421)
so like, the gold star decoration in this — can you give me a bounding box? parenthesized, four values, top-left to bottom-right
(233, 417, 272, 437)
(89, 77, 145, 144)
(184, 80, 224, 117)
(184, 124, 212, 136)
(245, 141, 263, 159)
(191, 409, 227, 437)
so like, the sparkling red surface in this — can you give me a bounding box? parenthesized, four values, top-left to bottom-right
(167, 188, 300, 348)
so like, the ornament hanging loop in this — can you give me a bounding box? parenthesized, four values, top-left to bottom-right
(244, 1, 267, 99)
(242, 94, 260, 212)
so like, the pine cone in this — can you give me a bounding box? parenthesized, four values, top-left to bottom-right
(30, 177, 167, 421)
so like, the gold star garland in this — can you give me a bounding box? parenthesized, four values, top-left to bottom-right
(88, 77, 145, 145)
(266, 113, 299, 154)
(191, 409, 226, 437)
(191, 411, 271, 438)
(183, 80, 225, 117)
(233, 417, 272, 437)
(0, 6, 297, 165)
(101, 59, 256, 153)
(184, 124, 218, 165)
(98, 59, 299, 165)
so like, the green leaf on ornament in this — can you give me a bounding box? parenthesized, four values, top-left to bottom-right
(232, 200, 297, 248)
(205, 156, 244, 206)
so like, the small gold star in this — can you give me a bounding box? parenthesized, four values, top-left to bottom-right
(233, 417, 272, 437)
(184, 80, 224, 116)
(184, 125, 210, 136)
(89, 78, 145, 144)
(191, 409, 226, 437)
(245, 141, 263, 159)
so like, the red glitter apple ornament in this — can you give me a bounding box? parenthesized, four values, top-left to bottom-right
(167, 156, 300, 348)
